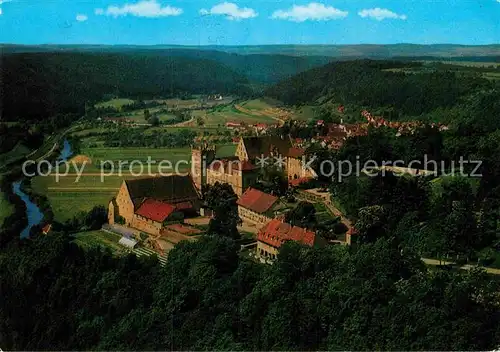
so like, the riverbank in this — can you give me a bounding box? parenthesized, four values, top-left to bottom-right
(7, 138, 74, 238)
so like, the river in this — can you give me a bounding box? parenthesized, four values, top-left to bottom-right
(12, 139, 73, 238)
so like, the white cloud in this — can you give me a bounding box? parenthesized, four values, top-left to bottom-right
(199, 2, 257, 20)
(95, 0, 183, 18)
(76, 14, 88, 22)
(358, 8, 407, 21)
(0, 0, 12, 15)
(271, 2, 348, 22)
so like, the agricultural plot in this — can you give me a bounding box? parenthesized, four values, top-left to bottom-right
(32, 147, 194, 221)
(205, 104, 277, 127)
(120, 107, 179, 123)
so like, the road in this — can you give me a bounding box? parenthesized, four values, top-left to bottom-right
(421, 258, 500, 275)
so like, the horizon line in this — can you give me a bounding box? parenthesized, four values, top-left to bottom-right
(2, 43, 500, 47)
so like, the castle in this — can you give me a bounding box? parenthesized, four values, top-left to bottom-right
(191, 135, 317, 196)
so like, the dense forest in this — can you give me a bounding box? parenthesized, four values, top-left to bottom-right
(1, 227, 500, 350)
(266, 59, 498, 117)
(0, 52, 252, 121)
(0, 49, 339, 122)
(1, 53, 500, 350)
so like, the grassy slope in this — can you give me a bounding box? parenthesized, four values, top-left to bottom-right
(0, 178, 14, 226)
(73, 230, 126, 254)
(95, 98, 135, 109)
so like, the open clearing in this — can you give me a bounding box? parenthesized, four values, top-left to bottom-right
(0, 178, 13, 226)
(95, 98, 135, 109)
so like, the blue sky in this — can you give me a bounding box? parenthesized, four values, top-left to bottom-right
(0, 0, 498, 45)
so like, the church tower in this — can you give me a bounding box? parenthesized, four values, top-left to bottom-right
(191, 143, 216, 190)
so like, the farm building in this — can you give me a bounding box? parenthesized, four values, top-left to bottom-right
(237, 188, 279, 229)
(256, 218, 322, 263)
(108, 175, 201, 236)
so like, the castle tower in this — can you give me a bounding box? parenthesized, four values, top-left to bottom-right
(191, 142, 216, 190)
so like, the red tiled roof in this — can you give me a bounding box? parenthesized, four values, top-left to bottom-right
(42, 224, 52, 234)
(135, 199, 176, 222)
(258, 219, 316, 248)
(289, 177, 312, 187)
(237, 188, 278, 214)
(288, 147, 305, 159)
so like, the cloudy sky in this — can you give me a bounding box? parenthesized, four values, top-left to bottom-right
(0, 0, 498, 45)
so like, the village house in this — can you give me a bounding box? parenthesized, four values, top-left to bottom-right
(255, 218, 321, 262)
(237, 187, 279, 228)
(108, 175, 200, 236)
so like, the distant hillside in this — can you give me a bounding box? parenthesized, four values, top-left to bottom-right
(3, 43, 499, 59)
(0, 52, 251, 121)
(212, 44, 500, 58)
(265, 59, 497, 117)
(0, 46, 334, 84)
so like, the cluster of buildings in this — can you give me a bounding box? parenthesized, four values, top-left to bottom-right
(107, 135, 324, 263)
(191, 135, 316, 196)
(361, 110, 449, 135)
(225, 121, 279, 135)
(304, 109, 450, 150)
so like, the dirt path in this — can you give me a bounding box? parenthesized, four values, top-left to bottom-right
(421, 258, 500, 275)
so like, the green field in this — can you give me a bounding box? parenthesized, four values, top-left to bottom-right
(0, 179, 14, 226)
(294, 105, 321, 121)
(73, 230, 126, 254)
(95, 98, 135, 109)
(484, 72, 500, 81)
(0, 143, 33, 166)
(239, 98, 281, 110)
(32, 146, 194, 221)
(121, 107, 179, 123)
(216, 144, 237, 158)
(205, 104, 277, 126)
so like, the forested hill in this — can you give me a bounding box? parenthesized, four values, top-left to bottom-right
(3, 43, 499, 58)
(140, 49, 334, 84)
(1, 46, 335, 84)
(0, 52, 251, 121)
(265, 60, 498, 117)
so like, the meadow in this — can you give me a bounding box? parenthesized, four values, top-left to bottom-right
(32, 143, 236, 222)
(0, 143, 32, 167)
(203, 99, 287, 126)
(72, 230, 126, 254)
(0, 178, 14, 226)
(95, 98, 135, 109)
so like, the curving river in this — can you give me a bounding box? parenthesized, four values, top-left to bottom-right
(12, 139, 73, 238)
